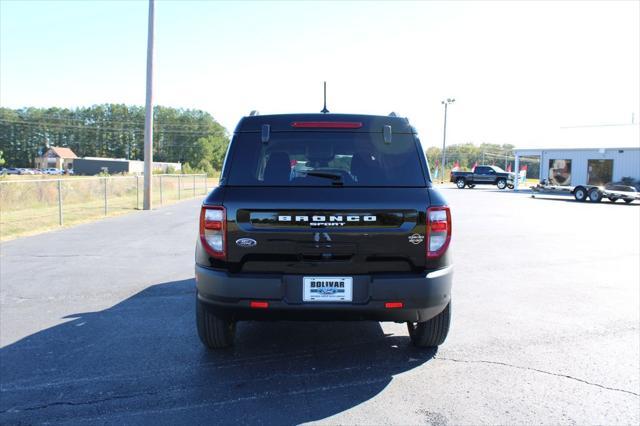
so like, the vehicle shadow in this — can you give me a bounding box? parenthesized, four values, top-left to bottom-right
(0, 279, 437, 424)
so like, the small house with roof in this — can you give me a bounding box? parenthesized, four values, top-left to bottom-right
(34, 147, 78, 171)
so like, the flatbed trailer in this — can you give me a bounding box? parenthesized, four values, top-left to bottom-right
(531, 183, 640, 204)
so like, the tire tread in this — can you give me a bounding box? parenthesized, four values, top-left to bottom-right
(407, 303, 451, 347)
(196, 294, 235, 349)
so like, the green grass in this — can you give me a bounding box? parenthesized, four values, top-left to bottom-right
(0, 175, 215, 241)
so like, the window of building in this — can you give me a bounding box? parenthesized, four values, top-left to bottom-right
(548, 159, 572, 185)
(588, 159, 613, 186)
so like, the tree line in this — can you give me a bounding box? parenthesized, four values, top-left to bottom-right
(0, 106, 540, 179)
(0, 104, 229, 174)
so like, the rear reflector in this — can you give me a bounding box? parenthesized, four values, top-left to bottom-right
(291, 121, 363, 129)
(385, 302, 404, 309)
(250, 301, 269, 309)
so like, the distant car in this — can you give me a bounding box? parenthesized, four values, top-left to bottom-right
(44, 168, 62, 175)
(5, 168, 21, 175)
(450, 165, 515, 189)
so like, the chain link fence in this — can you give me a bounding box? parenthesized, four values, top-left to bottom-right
(0, 174, 209, 240)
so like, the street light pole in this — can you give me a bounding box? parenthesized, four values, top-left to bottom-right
(440, 98, 455, 184)
(143, 0, 155, 210)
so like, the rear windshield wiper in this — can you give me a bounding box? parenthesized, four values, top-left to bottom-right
(304, 171, 344, 186)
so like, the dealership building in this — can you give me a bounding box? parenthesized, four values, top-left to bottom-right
(513, 124, 639, 190)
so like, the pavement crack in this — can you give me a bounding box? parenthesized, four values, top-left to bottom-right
(435, 356, 639, 397)
(0, 391, 158, 414)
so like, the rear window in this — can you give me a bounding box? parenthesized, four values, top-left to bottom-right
(226, 132, 427, 187)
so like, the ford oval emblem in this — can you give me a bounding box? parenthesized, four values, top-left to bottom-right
(236, 238, 257, 248)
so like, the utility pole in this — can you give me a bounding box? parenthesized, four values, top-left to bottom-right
(440, 98, 455, 183)
(143, 0, 155, 210)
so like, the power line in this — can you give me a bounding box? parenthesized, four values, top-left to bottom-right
(0, 113, 222, 130)
(0, 108, 221, 125)
(0, 119, 218, 135)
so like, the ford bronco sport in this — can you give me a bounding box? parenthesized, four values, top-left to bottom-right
(195, 113, 452, 348)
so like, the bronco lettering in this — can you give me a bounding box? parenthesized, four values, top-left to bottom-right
(277, 214, 377, 223)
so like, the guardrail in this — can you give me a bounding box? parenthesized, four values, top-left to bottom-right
(0, 174, 209, 239)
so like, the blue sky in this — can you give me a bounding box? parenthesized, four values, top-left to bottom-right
(1, 1, 638, 147)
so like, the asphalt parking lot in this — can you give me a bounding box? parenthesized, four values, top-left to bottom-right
(1, 186, 639, 424)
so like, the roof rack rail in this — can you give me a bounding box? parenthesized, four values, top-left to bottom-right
(249, 110, 259, 116)
(388, 112, 397, 117)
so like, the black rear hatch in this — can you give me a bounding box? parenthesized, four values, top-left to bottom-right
(225, 188, 429, 274)
(216, 115, 434, 275)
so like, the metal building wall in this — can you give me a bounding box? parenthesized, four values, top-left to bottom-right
(128, 160, 145, 174)
(540, 148, 640, 186)
(73, 159, 131, 175)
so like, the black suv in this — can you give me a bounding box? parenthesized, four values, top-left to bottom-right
(195, 113, 453, 348)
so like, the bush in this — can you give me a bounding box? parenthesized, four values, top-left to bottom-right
(196, 160, 216, 177)
(178, 161, 218, 177)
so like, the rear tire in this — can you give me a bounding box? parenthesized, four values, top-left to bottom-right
(456, 178, 466, 189)
(196, 294, 236, 349)
(407, 303, 451, 348)
(573, 186, 587, 202)
(496, 179, 507, 189)
(588, 188, 603, 203)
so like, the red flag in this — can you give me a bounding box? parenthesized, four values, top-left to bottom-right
(472, 161, 478, 172)
(520, 164, 528, 171)
(507, 163, 512, 172)
(453, 160, 460, 169)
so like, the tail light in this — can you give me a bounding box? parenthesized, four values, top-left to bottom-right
(200, 206, 226, 259)
(426, 206, 451, 258)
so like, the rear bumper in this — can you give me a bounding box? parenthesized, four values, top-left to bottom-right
(195, 265, 453, 322)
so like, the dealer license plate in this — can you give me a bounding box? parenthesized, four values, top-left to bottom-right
(303, 277, 353, 302)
